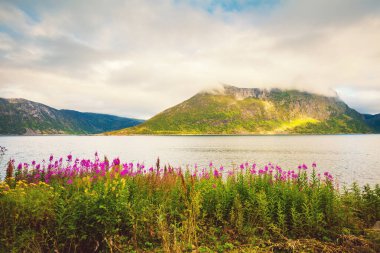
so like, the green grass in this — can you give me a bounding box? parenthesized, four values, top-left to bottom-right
(273, 118, 320, 133)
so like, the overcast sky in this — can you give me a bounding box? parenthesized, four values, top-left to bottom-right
(0, 0, 380, 119)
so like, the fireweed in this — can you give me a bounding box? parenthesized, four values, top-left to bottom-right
(0, 154, 379, 252)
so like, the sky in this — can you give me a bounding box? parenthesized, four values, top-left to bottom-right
(0, 0, 380, 119)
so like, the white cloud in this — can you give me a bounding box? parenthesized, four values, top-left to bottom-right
(0, 0, 379, 119)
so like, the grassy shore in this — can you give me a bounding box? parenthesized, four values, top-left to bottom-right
(0, 156, 379, 252)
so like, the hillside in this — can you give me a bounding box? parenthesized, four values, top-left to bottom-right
(107, 85, 371, 135)
(364, 114, 380, 133)
(0, 98, 143, 135)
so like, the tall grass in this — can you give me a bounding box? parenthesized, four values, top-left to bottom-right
(0, 155, 379, 252)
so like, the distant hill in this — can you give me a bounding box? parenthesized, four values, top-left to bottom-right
(364, 114, 380, 133)
(0, 98, 144, 135)
(107, 85, 372, 135)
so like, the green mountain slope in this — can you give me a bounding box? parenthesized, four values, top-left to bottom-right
(0, 98, 143, 135)
(364, 114, 380, 133)
(107, 85, 371, 135)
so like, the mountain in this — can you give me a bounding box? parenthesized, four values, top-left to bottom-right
(363, 114, 380, 133)
(107, 85, 372, 135)
(0, 98, 144, 135)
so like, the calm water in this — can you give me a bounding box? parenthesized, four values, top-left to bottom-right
(0, 135, 379, 186)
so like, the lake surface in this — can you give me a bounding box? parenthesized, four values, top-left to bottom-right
(0, 135, 379, 186)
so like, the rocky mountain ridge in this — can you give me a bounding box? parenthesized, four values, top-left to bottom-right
(0, 98, 143, 135)
(107, 85, 375, 135)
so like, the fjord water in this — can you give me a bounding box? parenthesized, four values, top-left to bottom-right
(0, 135, 379, 185)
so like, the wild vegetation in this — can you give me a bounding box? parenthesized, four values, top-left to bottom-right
(0, 154, 379, 252)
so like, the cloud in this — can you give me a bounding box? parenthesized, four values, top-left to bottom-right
(0, 0, 379, 119)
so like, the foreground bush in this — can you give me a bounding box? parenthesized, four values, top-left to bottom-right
(0, 155, 379, 252)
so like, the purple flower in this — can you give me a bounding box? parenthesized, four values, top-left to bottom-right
(49, 155, 54, 162)
(113, 158, 120, 166)
(120, 169, 128, 177)
(67, 154, 72, 162)
(312, 162, 317, 168)
(66, 179, 73, 185)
